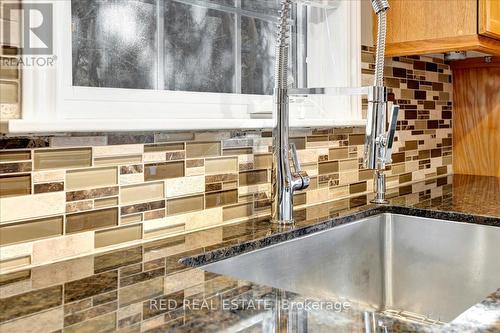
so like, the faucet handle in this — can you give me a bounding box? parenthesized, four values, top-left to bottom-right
(290, 143, 310, 191)
(384, 104, 400, 163)
(290, 143, 302, 172)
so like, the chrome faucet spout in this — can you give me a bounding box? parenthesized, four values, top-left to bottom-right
(271, 0, 310, 224)
(271, 0, 396, 223)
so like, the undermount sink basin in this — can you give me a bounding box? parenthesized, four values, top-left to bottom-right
(203, 214, 500, 322)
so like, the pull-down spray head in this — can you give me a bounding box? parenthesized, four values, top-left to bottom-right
(371, 0, 390, 14)
(364, 0, 400, 204)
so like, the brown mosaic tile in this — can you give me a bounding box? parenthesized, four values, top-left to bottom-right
(144, 142, 185, 152)
(143, 258, 165, 271)
(0, 161, 31, 174)
(118, 313, 141, 329)
(64, 312, 116, 333)
(144, 161, 185, 181)
(290, 137, 306, 149)
(143, 291, 184, 320)
(64, 271, 118, 303)
(186, 141, 221, 158)
(437, 166, 448, 176)
(166, 151, 185, 161)
(66, 208, 118, 234)
(418, 150, 430, 160)
(0, 270, 31, 287)
(349, 181, 367, 195)
(66, 200, 93, 213)
(92, 290, 117, 305)
(66, 186, 119, 201)
(34, 182, 64, 194)
(186, 159, 204, 168)
(415, 90, 427, 100)
(121, 214, 143, 225)
(223, 147, 253, 155)
(94, 246, 142, 273)
(254, 154, 272, 169)
(64, 299, 92, 316)
(356, 169, 371, 181)
(64, 301, 117, 327)
(348, 134, 365, 145)
(405, 140, 418, 151)
(0, 285, 62, 322)
(120, 165, 143, 175)
(0, 216, 63, 246)
(239, 169, 267, 186)
(391, 153, 405, 164)
(223, 202, 253, 221)
(120, 267, 165, 287)
(206, 189, 238, 208)
(167, 194, 204, 215)
(95, 225, 143, 248)
(0, 173, 31, 197)
(34, 148, 92, 170)
(121, 200, 165, 215)
(206, 183, 223, 192)
(0, 150, 30, 162)
(94, 196, 119, 209)
(239, 162, 254, 171)
(144, 209, 166, 221)
(205, 173, 238, 183)
(318, 161, 339, 175)
(329, 148, 348, 160)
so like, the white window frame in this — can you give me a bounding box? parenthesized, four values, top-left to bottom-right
(10, 0, 364, 133)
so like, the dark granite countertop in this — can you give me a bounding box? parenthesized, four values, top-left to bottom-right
(0, 174, 499, 333)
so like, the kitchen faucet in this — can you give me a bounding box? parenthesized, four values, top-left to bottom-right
(271, 0, 399, 224)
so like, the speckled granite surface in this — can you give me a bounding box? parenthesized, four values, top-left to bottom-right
(0, 174, 499, 333)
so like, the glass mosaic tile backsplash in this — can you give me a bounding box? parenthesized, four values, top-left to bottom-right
(0, 47, 453, 269)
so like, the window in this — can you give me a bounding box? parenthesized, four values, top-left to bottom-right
(71, 0, 300, 95)
(12, 0, 363, 133)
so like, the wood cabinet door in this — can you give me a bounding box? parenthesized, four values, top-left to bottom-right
(479, 0, 500, 39)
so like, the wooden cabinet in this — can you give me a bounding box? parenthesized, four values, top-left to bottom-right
(451, 57, 500, 177)
(383, 0, 500, 56)
(480, 0, 500, 39)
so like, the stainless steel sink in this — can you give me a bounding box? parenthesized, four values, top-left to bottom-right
(203, 214, 500, 322)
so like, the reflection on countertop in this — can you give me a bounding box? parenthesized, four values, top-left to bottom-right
(0, 174, 499, 333)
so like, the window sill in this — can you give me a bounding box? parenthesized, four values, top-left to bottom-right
(2, 118, 366, 134)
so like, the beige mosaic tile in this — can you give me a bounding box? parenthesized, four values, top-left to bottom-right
(32, 170, 65, 184)
(93, 144, 143, 158)
(31, 256, 94, 289)
(167, 194, 204, 215)
(94, 155, 142, 166)
(0, 192, 65, 223)
(205, 156, 238, 174)
(164, 269, 205, 295)
(121, 182, 164, 205)
(0, 216, 63, 246)
(95, 224, 142, 248)
(66, 167, 118, 191)
(32, 232, 94, 265)
(34, 148, 92, 170)
(0, 255, 30, 271)
(119, 173, 144, 185)
(165, 175, 204, 198)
